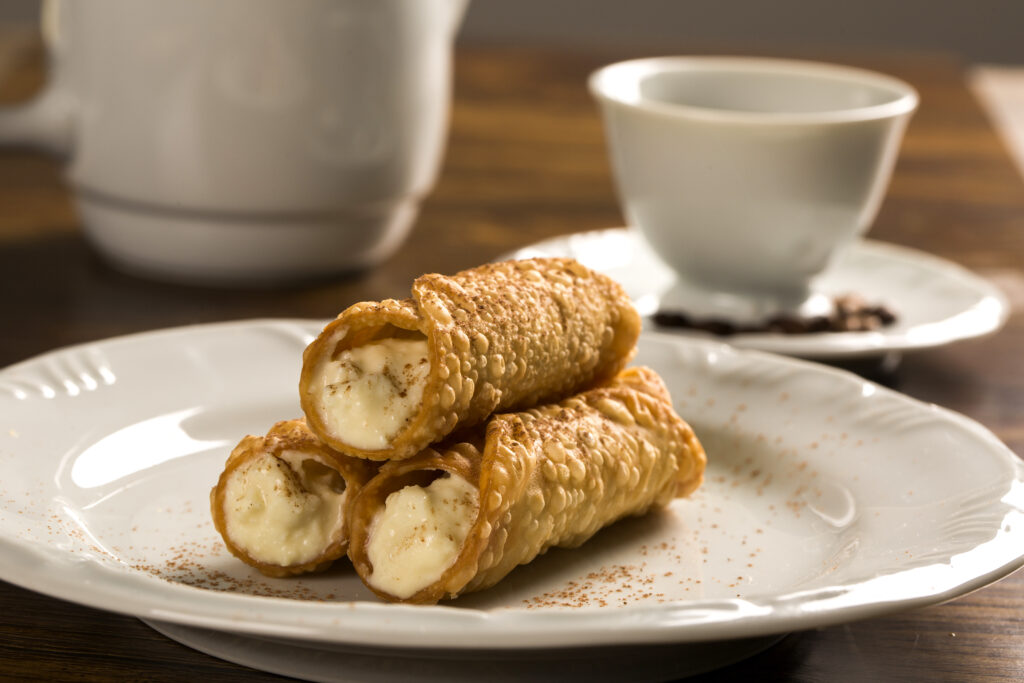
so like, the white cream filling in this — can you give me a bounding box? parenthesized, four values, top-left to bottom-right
(366, 475, 479, 599)
(223, 450, 346, 567)
(314, 337, 430, 450)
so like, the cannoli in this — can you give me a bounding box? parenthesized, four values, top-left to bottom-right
(210, 419, 377, 577)
(347, 366, 705, 604)
(299, 257, 642, 461)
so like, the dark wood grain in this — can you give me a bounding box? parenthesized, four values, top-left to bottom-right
(1, 40, 1022, 681)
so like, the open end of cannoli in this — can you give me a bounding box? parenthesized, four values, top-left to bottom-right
(308, 326, 430, 452)
(221, 450, 348, 568)
(364, 470, 480, 600)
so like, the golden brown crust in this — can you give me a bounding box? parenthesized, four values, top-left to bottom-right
(210, 419, 378, 577)
(299, 257, 642, 461)
(347, 367, 706, 603)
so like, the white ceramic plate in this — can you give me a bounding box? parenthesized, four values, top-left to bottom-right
(510, 228, 1009, 359)
(1, 319, 1022, 654)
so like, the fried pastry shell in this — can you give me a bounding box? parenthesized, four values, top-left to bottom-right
(210, 419, 378, 577)
(299, 257, 642, 461)
(347, 367, 705, 604)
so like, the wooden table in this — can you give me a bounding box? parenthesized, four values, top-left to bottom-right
(1, 41, 1022, 681)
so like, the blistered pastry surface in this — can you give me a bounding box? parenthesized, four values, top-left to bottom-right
(465, 366, 705, 596)
(300, 258, 642, 460)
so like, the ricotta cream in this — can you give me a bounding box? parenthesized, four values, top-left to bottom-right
(223, 451, 346, 567)
(366, 475, 479, 599)
(314, 338, 430, 450)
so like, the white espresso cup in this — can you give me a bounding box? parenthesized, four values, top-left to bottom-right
(0, 0, 468, 285)
(590, 56, 918, 323)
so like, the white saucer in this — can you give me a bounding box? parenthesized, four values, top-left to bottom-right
(509, 228, 1009, 359)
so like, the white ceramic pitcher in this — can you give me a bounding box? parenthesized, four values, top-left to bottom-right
(0, 0, 469, 285)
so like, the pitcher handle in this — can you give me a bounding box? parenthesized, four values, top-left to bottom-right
(448, 0, 471, 35)
(0, 0, 74, 156)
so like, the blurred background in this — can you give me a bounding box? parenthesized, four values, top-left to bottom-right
(3, 0, 1022, 180)
(1, 0, 1023, 63)
(461, 0, 1024, 65)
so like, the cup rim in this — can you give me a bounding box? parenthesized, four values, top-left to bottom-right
(588, 56, 920, 124)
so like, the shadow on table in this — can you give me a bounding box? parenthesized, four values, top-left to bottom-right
(0, 231, 373, 364)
